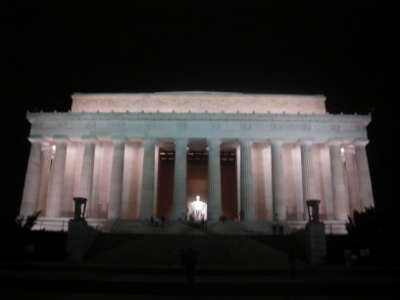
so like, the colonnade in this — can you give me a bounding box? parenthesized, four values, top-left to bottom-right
(20, 136, 374, 222)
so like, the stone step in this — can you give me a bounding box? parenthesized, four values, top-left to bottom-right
(85, 233, 306, 269)
(110, 220, 277, 235)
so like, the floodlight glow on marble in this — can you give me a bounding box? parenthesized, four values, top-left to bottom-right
(20, 92, 374, 234)
(71, 92, 327, 114)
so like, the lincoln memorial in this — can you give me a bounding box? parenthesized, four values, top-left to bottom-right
(19, 92, 374, 233)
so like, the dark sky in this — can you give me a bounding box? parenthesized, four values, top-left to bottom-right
(1, 0, 399, 217)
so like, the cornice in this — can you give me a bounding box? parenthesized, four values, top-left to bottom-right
(26, 111, 371, 124)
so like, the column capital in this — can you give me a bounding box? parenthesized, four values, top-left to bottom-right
(41, 142, 52, 151)
(53, 135, 69, 143)
(327, 138, 344, 146)
(81, 135, 98, 143)
(239, 139, 253, 147)
(268, 138, 284, 148)
(353, 138, 369, 147)
(207, 139, 221, 147)
(28, 135, 44, 144)
(111, 136, 127, 143)
(174, 138, 189, 147)
(142, 138, 157, 148)
(299, 137, 315, 145)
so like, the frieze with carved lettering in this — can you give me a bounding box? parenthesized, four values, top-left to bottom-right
(355, 124, 365, 131)
(176, 121, 187, 129)
(270, 123, 281, 130)
(240, 123, 251, 130)
(57, 122, 68, 128)
(110, 121, 125, 128)
(211, 122, 220, 129)
(301, 123, 311, 131)
(31, 121, 43, 128)
(329, 124, 340, 131)
(85, 121, 96, 128)
(145, 121, 156, 128)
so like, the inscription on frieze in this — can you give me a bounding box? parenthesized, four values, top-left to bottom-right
(271, 123, 281, 130)
(57, 122, 68, 128)
(110, 121, 125, 128)
(301, 123, 312, 131)
(32, 121, 43, 128)
(145, 121, 156, 128)
(176, 121, 187, 129)
(240, 123, 251, 130)
(210, 122, 220, 129)
(85, 121, 96, 128)
(329, 124, 340, 131)
(355, 124, 365, 131)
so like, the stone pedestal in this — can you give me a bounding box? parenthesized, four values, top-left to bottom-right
(296, 200, 327, 264)
(66, 219, 90, 263)
(304, 222, 327, 265)
(66, 197, 98, 262)
(66, 219, 98, 263)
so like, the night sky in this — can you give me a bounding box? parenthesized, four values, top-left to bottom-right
(2, 0, 399, 218)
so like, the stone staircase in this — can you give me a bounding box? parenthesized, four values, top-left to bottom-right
(84, 220, 307, 268)
(85, 234, 302, 268)
(110, 219, 276, 235)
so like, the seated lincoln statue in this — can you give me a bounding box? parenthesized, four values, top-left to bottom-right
(187, 195, 207, 221)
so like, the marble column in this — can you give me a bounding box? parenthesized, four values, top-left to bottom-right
(344, 146, 360, 213)
(172, 139, 188, 220)
(37, 142, 52, 213)
(140, 139, 157, 219)
(46, 136, 68, 217)
(20, 136, 43, 216)
(107, 138, 125, 219)
(78, 136, 97, 216)
(207, 139, 222, 221)
(270, 139, 286, 221)
(262, 146, 274, 220)
(300, 139, 317, 220)
(239, 139, 255, 221)
(291, 145, 304, 220)
(328, 139, 349, 220)
(354, 139, 374, 209)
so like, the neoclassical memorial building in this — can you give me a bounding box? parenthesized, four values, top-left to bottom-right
(20, 92, 374, 233)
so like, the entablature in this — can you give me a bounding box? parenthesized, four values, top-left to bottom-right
(26, 109, 371, 142)
(27, 111, 371, 124)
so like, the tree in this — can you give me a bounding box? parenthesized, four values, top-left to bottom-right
(346, 206, 399, 265)
(16, 211, 42, 231)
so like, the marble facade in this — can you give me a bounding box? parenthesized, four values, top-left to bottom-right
(20, 92, 374, 232)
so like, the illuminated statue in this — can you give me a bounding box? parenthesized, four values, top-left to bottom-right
(187, 195, 207, 221)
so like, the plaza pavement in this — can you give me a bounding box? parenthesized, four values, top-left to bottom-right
(1, 260, 398, 299)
